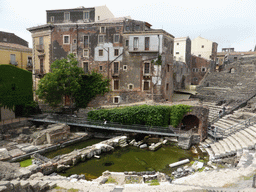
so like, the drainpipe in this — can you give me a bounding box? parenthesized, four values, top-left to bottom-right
(76, 24, 78, 58)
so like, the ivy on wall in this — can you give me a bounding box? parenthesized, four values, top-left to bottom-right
(88, 104, 191, 127)
(0, 65, 33, 109)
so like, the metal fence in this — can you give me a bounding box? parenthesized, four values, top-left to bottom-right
(32, 114, 178, 136)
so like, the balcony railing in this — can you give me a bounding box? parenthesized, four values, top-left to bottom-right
(34, 69, 46, 76)
(36, 44, 44, 52)
(9, 61, 18, 66)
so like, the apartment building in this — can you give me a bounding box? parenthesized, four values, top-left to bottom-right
(28, 6, 175, 106)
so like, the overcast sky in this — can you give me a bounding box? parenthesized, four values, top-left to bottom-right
(1, 0, 256, 51)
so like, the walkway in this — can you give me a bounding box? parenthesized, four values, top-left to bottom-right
(31, 115, 179, 137)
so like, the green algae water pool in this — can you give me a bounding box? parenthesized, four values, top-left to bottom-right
(53, 142, 200, 180)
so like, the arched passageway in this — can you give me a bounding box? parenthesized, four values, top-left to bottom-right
(181, 115, 200, 132)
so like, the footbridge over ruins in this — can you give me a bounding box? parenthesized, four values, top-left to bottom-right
(31, 115, 179, 137)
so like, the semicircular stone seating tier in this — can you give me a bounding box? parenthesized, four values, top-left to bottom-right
(200, 109, 256, 160)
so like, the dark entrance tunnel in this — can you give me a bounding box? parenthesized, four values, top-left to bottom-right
(181, 115, 200, 132)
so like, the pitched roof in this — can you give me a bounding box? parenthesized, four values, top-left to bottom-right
(0, 42, 32, 52)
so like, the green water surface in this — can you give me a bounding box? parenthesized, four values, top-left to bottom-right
(60, 144, 195, 180)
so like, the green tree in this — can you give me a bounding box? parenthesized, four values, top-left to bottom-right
(36, 54, 84, 107)
(74, 71, 110, 108)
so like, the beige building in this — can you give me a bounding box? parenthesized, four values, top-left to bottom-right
(174, 37, 191, 67)
(191, 36, 218, 62)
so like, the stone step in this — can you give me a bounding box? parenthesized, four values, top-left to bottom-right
(215, 142, 226, 158)
(210, 143, 221, 158)
(226, 136, 243, 152)
(245, 127, 256, 139)
(219, 140, 232, 156)
(236, 132, 254, 149)
(218, 119, 239, 127)
(204, 147, 214, 160)
(240, 130, 256, 147)
(233, 133, 249, 149)
(223, 138, 236, 154)
(213, 122, 232, 129)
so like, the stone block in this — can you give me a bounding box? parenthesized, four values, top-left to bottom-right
(0, 148, 10, 160)
(21, 145, 38, 153)
(8, 149, 25, 158)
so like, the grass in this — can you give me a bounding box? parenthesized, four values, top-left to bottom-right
(106, 176, 117, 184)
(125, 176, 142, 184)
(146, 179, 160, 186)
(19, 159, 32, 167)
(54, 186, 79, 192)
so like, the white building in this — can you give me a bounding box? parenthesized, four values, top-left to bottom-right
(191, 36, 218, 62)
(174, 37, 191, 67)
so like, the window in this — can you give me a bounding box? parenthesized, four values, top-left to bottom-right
(10, 54, 16, 65)
(144, 63, 150, 74)
(177, 43, 179, 45)
(113, 62, 119, 74)
(192, 68, 199, 72)
(134, 37, 139, 50)
(193, 77, 198, 82)
(113, 96, 120, 104)
(126, 40, 129, 47)
(234, 57, 237, 61)
(98, 16, 100, 20)
(83, 49, 89, 57)
(27, 56, 32, 64)
(143, 81, 150, 91)
(128, 84, 134, 90)
(201, 67, 206, 72)
(99, 35, 104, 43)
(126, 26, 130, 31)
(166, 83, 169, 91)
(99, 49, 103, 56)
(63, 35, 70, 44)
(199, 54, 201, 57)
(99, 66, 103, 71)
(40, 58, 44, 73)
(176, 52, 179, 54)
(64, 12, 70, 21)
(50, 16, 54, 22)
(84, 11, 90, 20)
(113, 80, 119, 90)
(114, 34, 120, 43)
(167, 64, 170, 72)
(114, 49, 119, 56)
(39, 37, 44, 45)
(123, 65, 127, 71)
(145, 37, 150, 50)
(100, 27, 105, 33)
(84, 36, 89, 48)
(202, 45, 204, 48)
(83, 62, 89, 73)
(73, 39, 77, 44)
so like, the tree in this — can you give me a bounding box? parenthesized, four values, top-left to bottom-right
(36, 54, 84, 107)
(74, 71, 110, 108)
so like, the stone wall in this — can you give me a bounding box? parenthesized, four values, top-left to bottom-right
(0, 107, 15, 121)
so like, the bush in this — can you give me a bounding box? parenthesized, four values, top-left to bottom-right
(88, 104, 191, 127)
(15, 101, 41, 117)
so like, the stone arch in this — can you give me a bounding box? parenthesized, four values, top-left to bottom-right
(181, 106, 208, 141)
(182, 115, 200, 132)
(229, 67, 236, 73)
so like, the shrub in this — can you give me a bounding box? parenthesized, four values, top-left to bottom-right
(88, 104, 191, 127)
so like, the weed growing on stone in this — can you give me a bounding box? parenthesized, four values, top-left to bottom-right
(146, 179, 160, 186)
(19, 158, 32, 167)
(106, 176, 117, 184)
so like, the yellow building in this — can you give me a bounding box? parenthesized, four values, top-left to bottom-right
(0, 42, 32, 71)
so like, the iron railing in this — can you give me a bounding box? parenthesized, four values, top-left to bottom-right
(32, 114, 177, 136)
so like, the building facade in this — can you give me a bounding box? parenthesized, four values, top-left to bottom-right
(190, 55, 210, 85)
(28, 6, 175, 106)
(174, 37, 191, 67)
(191, 36, 218, 62)
(0, 31, 32, 71)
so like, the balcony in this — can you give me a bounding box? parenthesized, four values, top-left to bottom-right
(112, 71, 119, 77)
(9, 61, 18, 66)
(36, 44, 44, 52)
(34, 69, 46, 76)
